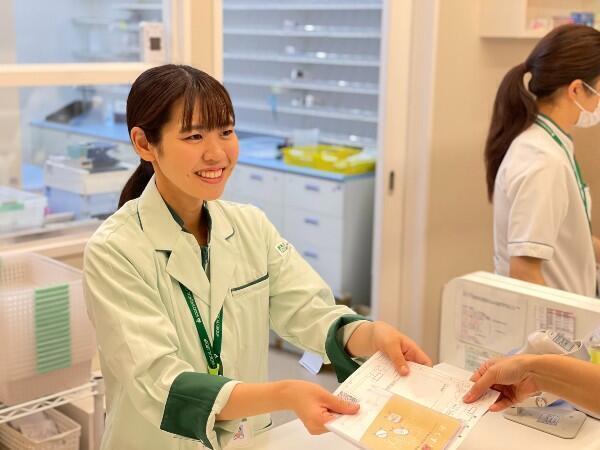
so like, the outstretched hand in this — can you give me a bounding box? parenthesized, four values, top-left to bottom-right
(347, 321, 432, 376)
(463, 356, 540, 411)
(285, 381, 359, 434)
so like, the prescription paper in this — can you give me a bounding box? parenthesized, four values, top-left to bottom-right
(327, 352, 499, 450)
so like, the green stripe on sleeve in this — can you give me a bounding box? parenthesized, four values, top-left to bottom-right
(160, 371, 233, 449)
(325, 314, 370, 382)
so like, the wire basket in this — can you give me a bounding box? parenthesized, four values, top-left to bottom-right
(0, 408, 81, 450)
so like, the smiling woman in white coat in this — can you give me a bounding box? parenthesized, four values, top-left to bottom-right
(83, 64, 432, 450)
(485, 24, 600, 297)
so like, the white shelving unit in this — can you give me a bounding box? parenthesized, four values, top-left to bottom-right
(480, 0, 600, 39)
(224, 76, 379, 95)
(0, 379, 105, 449)
(223, 26, 381, 39)
(223, 0, 382, 149)
(233, 123, 376, 148)
(234, 99, 378, 123)
(0, 380, 103, 425)
(223, 2, 382, 11)
(223, 51, 380, 67)
(111, 3, 163, 11)
(71, 0, 164, 62)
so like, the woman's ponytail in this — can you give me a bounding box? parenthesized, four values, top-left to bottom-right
(118, 160, 154, 208)
(484, 24, 600, 202)
(484, 62, 536, 201)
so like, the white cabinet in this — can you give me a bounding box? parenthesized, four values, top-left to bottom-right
(283, 208, 343, 251)
(228, 165, 285, 231)
(224, 163, 374, 305)
(284, 176, 344, 216)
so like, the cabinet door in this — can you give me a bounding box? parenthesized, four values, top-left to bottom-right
(283, 207, 343, 252)
(235, 165, 285, 204)
(293, 240, 342, 296)
(245, 197, 284, 232)
(284, 174, 344, 217)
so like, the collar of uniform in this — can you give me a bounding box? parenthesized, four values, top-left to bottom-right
(537, 113, 574, 147)
(136, 176, 235, 251)
(136, 176, 182, 251)
(166, 201, 213, 245)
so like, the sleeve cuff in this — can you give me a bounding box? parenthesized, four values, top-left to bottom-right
(508, 241, 554, 260)
(326, 314, 371, 383)
(210, 380, 243, 450)
(338, 320, 370, 347)
(160, 372, 239, 450)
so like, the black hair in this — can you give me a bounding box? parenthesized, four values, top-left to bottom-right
(119, 64, 235, 207)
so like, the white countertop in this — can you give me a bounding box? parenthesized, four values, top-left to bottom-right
(247, 411, 600, 450)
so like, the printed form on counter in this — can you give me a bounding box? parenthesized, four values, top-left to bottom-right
(326, 352, 499, 450)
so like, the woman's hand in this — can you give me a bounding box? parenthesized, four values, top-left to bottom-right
(346, 321, 432, 375)
(282, 380, 359, 434)
(463, 355, 540, 411)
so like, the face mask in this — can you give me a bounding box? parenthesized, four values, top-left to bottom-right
(574, 81, 600, 128)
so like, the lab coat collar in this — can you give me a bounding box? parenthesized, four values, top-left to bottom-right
(136, 176, 236, 249)
(537, 113, 574, 151)
(137, 176, 182, 251)
(136, 177, 237, 314)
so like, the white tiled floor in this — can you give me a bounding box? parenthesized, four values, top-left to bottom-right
(267, 348, 339, 427)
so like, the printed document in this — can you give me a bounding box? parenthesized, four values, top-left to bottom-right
(327, 352, 499, 449)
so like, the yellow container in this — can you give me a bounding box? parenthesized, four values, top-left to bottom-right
(590, 345, 600, 364)
(282, 145, 375, 175)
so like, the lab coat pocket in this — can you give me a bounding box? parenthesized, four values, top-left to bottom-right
(231, 273, 269, 298)
(227, 274, 270, 370)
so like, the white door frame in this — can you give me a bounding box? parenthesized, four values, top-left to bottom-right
(371, 0, 439, 344)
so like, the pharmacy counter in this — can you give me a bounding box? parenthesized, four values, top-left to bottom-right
(248, 412, 600, 450)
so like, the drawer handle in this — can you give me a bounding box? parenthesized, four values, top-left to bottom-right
(304, 184, 320, 192)
(304, 217, 320, 226)
(250, 173, 264, 182)
(302, 251, 319, 260)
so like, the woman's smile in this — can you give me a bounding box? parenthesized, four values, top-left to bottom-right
(195, 167, 225, 184)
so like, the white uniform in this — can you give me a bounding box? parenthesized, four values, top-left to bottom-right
(493, 114, 596, 297)
(83, 177, 366, 450)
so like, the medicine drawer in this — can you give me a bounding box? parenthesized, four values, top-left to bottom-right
(283, 208, 343, 252)
(294, 240, 342, 296)
(234, 165, 284, 205)
(284, 175, 344, 217)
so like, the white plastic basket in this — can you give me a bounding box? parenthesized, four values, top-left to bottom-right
(0, 408, 81, 450)
(0, 187, 47, 234)
(0, 253, 96, 405)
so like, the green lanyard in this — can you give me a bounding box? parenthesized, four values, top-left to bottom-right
(534, 117, 590, 224)
(179, 284, 223, 376)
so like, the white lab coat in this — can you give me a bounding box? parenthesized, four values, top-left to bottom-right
(493, 114, 596, 297)
(83, 177, 365, 450)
